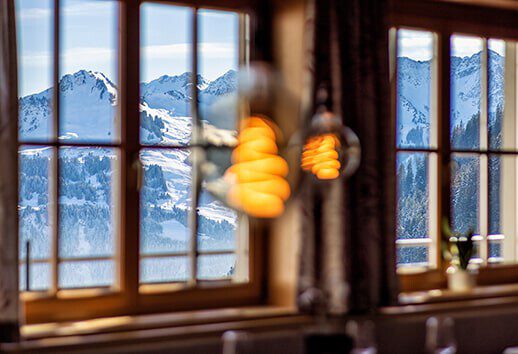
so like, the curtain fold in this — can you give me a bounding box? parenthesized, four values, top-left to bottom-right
(0, 0, 19, 342)
(298, 0, 397, 315)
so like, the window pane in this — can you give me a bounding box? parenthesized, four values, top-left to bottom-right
(396, 29, 434, 149)
(451, 35, 483, 150)
(60, 0, 119, 143)
(451, 154, 479, 235)
(489, 154, 517, 264)
(397, 246, 428, 267)
(489, 155, 501, 235)
(140, 3, 193, 146)
(19, 263, 50, 291)
(488, 39, 507, 150)
(396, 152, 429, 240)
(59, 148, 118, 264)
(198, 254, 236, 280)
(140, 149, 191, 256)
(489, 238, 503, 263)
(19, 146, 52, 290)
(59, 260, 113, 288)
(141, 257, 189, 283)
(198, 189, 237, 252)
(199, 144, 238, 253)
(198, 9, 239, 132)
(17, 0, 53, 142)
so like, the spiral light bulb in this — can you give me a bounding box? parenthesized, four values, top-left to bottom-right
(224, 116, 291, 218)
(301, 133, 341, 180)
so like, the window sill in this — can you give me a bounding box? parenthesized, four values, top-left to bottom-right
(0, 306, 308, 353)
(381, 284, 518, 316)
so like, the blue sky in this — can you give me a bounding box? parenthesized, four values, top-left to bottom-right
(17, 0, 238, 96)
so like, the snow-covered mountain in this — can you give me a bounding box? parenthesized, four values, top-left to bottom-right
(19, 69, 239, 289)
(20, 70, 118, 142)
(140, 72, 208, 117)
(397, 50, 505, 148)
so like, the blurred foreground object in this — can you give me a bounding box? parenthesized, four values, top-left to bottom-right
(302, 133, 341, 180)
(204, 62, 297, 219)
(426, 316, 457, 354)
(222, 331, 253, 354)
(347, 320, 377, 354)
(302, 88, 361, 181)
(225, 116, 290, 218)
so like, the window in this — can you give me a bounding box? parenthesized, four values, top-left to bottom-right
(392, 22, 518, 289)
(17, 0, 260, 323)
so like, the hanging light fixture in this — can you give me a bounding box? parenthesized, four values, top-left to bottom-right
(301, 90, 361, 181)
(203, 62, 296, 219)
(203, 68, 360, 218)
(225, 116, 291, 218)
(302, 133, 341, 180)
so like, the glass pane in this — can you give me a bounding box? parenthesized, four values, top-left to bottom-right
(59, 147, 118, 259)
(488, 154, 517, 264)
(17, 0, 54, 142)
(141, 257, 189, 283)
(140, 3, 193, 146)
(198, 9, 239, 133)
(396, 29, 434, 149)
(198, 189, 237, 252)
(488, 39, 506, 150)
(198, 254, 236, 280)
(19, 146, 52, 265)
(489, 155, 501, 235)
(396, 246, 428, 267)
(471, 239, 481, 260)
(140, 149, 191, 255)
(60, 0, 119, 143)
(451, 154, 479, 235)
(396, 152, 429, 239)
(199, 145, 237, 252)
(59, 260, 113, 288)
(451, 35, 483, 150)
(489, 238, 503, 263)
(19, 263, 50, 291)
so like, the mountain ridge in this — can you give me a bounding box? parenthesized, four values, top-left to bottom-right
(397, 49, 504, 148)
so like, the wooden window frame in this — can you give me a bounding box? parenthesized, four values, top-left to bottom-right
(19, 0, 267, 324)
(390, 0, 518, 293)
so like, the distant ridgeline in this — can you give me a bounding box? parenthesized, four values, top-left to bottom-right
(18, 69, 238, 288)
(397, 50, 504, 265)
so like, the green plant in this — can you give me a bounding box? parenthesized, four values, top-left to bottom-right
(442, 218, 475, 270)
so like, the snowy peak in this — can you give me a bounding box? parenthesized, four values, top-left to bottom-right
(19, 69, 119, 141)
(20, 69, 239, 142)
(59, 70, 117, 104)
(143, 72, 209, 96)
(204, 70, 237, 96)
(140, 72, 210, 115)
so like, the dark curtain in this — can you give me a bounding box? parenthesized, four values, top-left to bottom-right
(0, 0, 19, 343)
(298, 0, 397, 315)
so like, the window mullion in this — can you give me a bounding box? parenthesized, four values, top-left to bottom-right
(479, 40, 489, 263)
(189, 8, 201, 286)
(120, 0, 141, 305)
(234, 14, 250, 281)
(438, 32, 452, 270)
(50, 0, 61, 294)
(428, 32, 439, 269)
(502, 42, 518, 261)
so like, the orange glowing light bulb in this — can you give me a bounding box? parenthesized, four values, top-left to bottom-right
(302, 133, 341, 180)
(224, 116, 291, 218)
